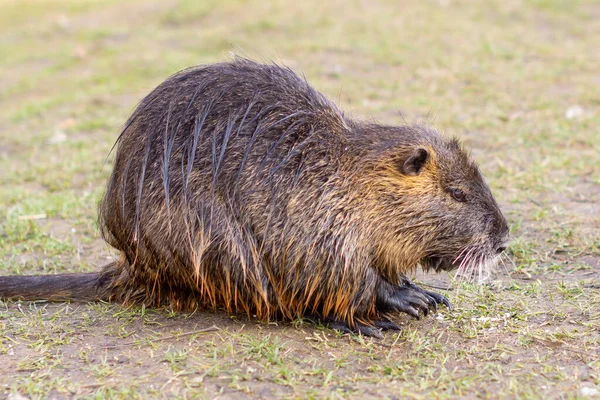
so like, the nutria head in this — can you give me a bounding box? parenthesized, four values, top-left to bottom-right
(357, 124, 509, 278)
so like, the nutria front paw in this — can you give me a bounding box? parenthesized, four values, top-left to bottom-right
(376, 279, 451, 319)
(415, 286, 452, 311)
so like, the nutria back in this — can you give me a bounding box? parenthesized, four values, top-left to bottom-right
(1, 59, 509, 337)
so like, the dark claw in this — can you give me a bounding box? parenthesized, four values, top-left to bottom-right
(324, 318, 385, 339)
(326, 320, 352, 335)
(373, 319, 401, 331)
(422, 293, 438, 312)
(355, 325, 384, 339)
(403, 293, 431, 315)
(404, 305, 421, 319)
(403, 279, 452, 311)
(421, 289, 452, 311)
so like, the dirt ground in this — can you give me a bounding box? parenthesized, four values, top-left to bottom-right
(0, 0, 599, 399)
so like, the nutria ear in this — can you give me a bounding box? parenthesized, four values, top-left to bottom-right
(402, 148, 429, 176)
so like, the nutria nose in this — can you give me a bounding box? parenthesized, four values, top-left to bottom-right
(496, 246, 507, 254)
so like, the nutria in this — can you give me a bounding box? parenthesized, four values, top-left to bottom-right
(0, 58, 509, 338)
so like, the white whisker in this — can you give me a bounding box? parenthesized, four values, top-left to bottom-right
(498, 252, 513, 280)
(453, 246, 470, 264)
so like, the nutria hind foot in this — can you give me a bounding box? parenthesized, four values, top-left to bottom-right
(376, 277, 452, 319)
(304, 314, 401, 339)
(325, 317, 401, 339)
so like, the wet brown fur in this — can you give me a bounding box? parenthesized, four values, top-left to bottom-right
(0, 59, 509, 331)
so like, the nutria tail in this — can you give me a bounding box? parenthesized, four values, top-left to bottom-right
(0, 263, 116, 302)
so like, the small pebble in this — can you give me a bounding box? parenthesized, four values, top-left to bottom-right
(565, 105, 584, 120)
(581, 387, 599, 397)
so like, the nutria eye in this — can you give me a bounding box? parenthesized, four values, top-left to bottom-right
(449, 188, 467, 202)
